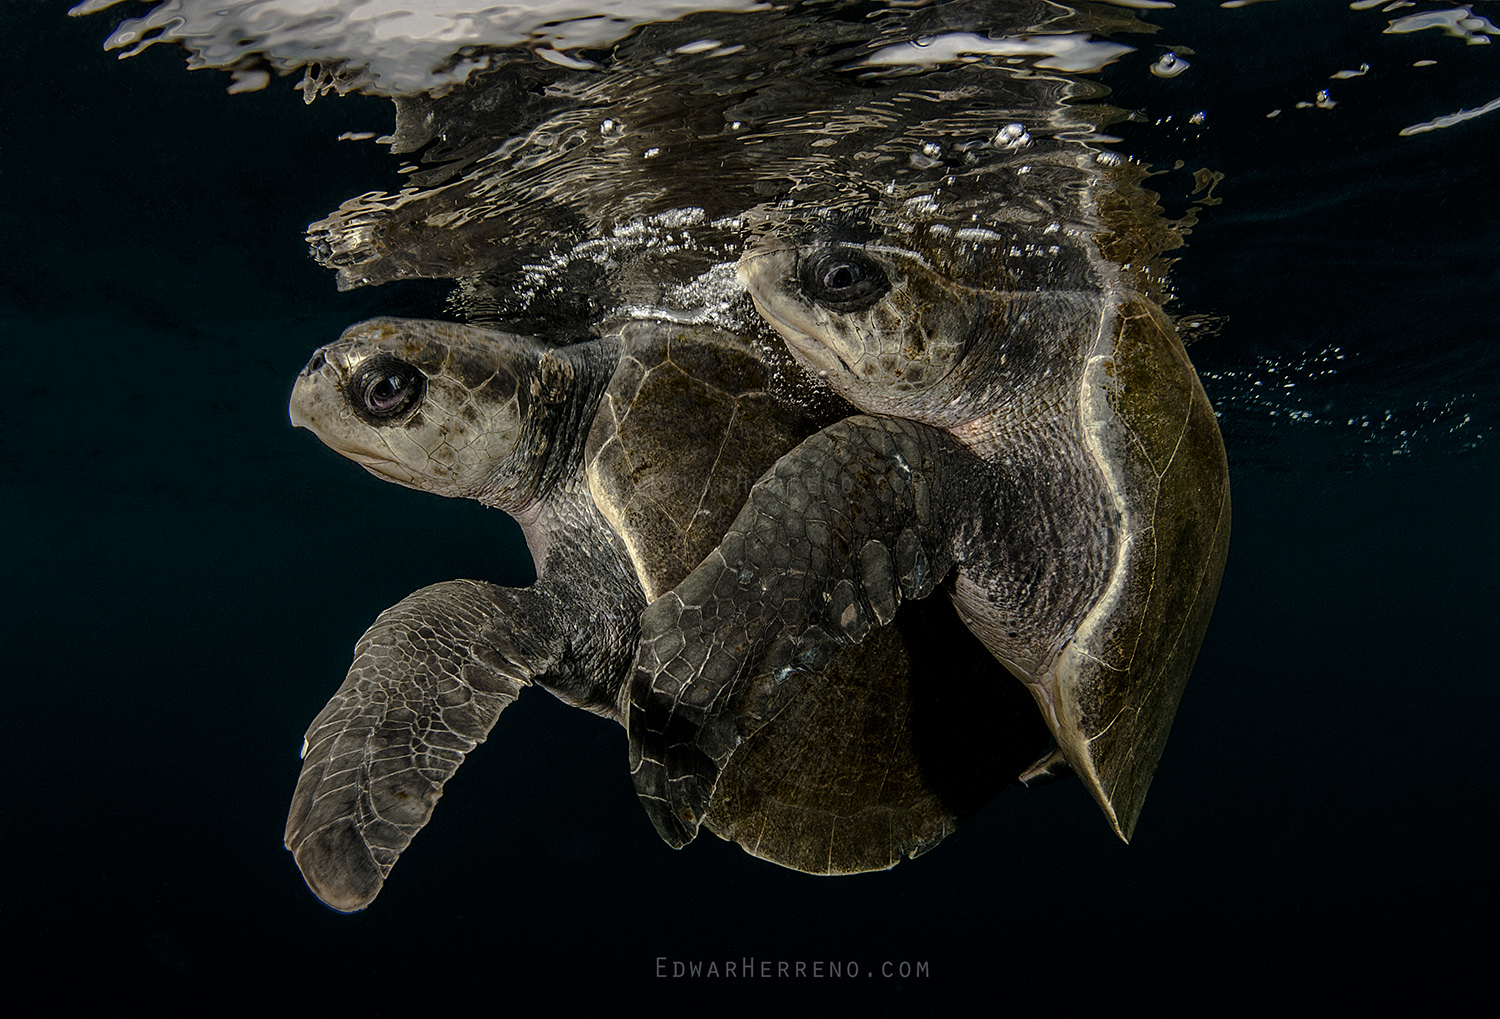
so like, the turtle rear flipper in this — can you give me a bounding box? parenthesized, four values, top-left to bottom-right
(628, 415, 970, 847)
(285, 580, 545, 912)
(704, 594, 1048, 874)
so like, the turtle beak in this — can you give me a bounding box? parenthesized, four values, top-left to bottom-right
(289, 347, 337, 431)
(1039, 298, 1230, 842)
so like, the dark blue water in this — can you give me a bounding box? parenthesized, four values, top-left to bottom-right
(5, 3, 1496, 1008)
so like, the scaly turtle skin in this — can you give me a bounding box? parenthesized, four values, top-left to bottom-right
(284, 316, 1039, 910)
(629, 236, 1230, 847)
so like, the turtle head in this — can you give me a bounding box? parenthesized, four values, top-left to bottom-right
(290, 317, 570, 510)
(739, 240, 985, 420)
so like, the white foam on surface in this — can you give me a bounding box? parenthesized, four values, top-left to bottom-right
(71, 0, 769, 95)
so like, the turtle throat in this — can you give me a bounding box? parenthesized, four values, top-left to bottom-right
(476, 336, 620, 516)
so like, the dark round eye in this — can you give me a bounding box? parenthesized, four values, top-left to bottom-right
(351, 356, 425, 422)
(799, 247, 890, 313)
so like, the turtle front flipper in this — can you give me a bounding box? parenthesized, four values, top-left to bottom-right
(628, 415, 972, 848)
(285, 579, 551, 912)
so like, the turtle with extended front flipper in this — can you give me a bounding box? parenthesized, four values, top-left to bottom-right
(284, 315, 1043, 911)
(628, 233, 1230, 849)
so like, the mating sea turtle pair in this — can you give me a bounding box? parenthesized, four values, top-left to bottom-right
(284, 314, 1039, 911)
(284, 232, 1229, 911)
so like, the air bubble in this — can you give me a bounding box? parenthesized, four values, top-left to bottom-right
(1151, 52, 1189, 78)
(993, 123, 1032, 149)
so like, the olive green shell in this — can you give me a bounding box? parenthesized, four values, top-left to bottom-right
(1060, 296, 1230, 837)
(586, 326, 816, 602)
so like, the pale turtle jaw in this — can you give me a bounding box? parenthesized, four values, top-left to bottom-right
(747, 291, 857, 381)
(741, 251, 866, 382)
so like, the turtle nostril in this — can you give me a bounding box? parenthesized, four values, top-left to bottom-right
(305, 350, 327, 375)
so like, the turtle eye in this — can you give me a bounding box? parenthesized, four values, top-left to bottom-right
(351, 357, 425, 422)
(799, 247, 890, 313)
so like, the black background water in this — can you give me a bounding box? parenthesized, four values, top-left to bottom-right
(6, 2, 1496, 1008)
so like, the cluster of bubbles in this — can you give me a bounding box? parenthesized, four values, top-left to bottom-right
(1197, 346, 1488, 467)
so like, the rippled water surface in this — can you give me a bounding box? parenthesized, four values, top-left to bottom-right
(67, 0, 1500, 465)
(6, 0, 1497, 1008)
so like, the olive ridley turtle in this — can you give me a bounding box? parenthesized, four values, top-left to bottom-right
(628, 235, 1231, 847)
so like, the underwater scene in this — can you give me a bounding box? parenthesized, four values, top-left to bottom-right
(6, 0, 1496, 1007)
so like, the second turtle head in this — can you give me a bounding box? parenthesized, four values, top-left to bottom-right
(739, 239, 984, 420)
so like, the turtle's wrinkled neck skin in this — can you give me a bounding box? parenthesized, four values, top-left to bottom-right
(496, 336, 623, 576)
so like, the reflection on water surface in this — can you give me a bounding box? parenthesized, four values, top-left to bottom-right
(73, 0, 1499, 462)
